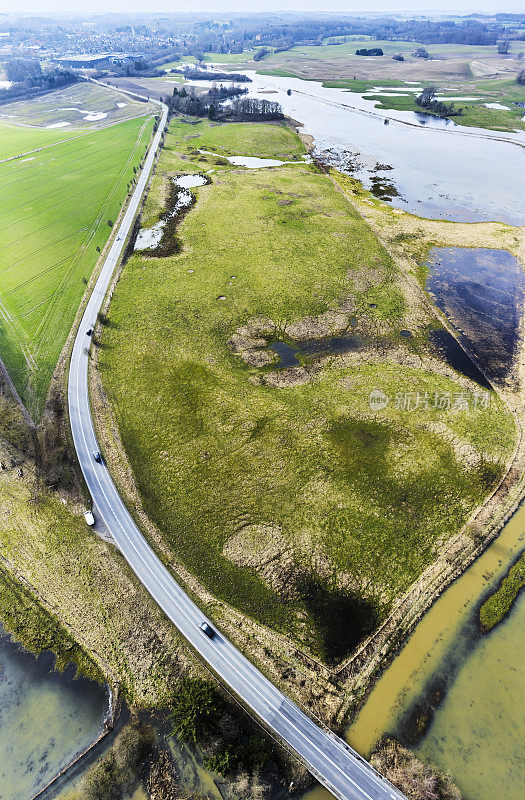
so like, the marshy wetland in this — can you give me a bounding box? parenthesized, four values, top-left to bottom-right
(98, 117, 517, 675)
(1, 59, 521, 800)
(347, 498, 525, 800)
(243, 72, 525, 224)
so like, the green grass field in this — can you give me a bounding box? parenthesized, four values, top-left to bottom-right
(230, 38, 509, 81)
(197, 121, 305, 158)
(99, 119, 515, 662)
(0, 114, 154, 414)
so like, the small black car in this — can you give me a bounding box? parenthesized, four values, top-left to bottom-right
(199, 621, 215, 639)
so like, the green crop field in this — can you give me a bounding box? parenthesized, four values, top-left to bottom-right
(99, 118, 515, 664)
(0, 125, 79, 161)
(0, 114, 154, 414)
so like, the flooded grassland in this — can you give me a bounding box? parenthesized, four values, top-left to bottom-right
(244, 72, 525, 225)
(347, 497, 525, 800)
(1, 73, 523, 800)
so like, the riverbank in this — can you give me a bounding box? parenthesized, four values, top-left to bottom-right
(319, 156, 525, 723)
(346, 492, 525, 767)
(245, 71, 525, 224)
(0, 91, 523, 800)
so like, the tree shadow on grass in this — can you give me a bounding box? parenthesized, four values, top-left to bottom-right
(297, 575, 383, 665)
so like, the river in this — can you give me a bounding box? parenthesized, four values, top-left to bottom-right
(0, 625, 108, 800)
(242, 72, 525, 225)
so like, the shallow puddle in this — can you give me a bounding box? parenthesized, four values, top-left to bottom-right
(199, 149, 297, 168)
(268, 334, 364, 368)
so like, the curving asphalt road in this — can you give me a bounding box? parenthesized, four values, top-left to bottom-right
(67, 96, 407, 800)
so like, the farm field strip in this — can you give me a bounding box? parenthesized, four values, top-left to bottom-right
(0, 131, 87, 164)
(0, 149, 144, 246)
(0, 132, 145, 199)
(0, 122, 83, 161)
(0, 113, 154, 413)
(1, 124, 150, 286)
(32, 116, 151, 354)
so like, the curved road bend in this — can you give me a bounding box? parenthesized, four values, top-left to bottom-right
(68, 99, 406, 800)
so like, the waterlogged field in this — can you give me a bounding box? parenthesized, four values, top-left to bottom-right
(0, 624, 107, 800)
(0, 114, 154, 413)
(100, 118, 515, 663)
(356, 76, 525, 132)
(0, 81, 157, 130)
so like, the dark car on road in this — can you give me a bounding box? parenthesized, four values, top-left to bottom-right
(93, 451, 102, 463)
(199, 621, 215, 638)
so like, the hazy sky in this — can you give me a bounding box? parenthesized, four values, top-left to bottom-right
(0, 1, 522, 16)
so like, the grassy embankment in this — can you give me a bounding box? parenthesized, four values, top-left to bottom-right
(0, 564, 104, 682)
(0, 459, 192, 705)
(198, 120, 306, 159)
(479, 551, 525, 631)
(98, 117, 515, 664)
(0, 113, 154, 415)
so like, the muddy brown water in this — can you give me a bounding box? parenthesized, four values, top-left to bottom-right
(0, 625, 108, 800)
(300, 501, 524, 800)
(344, 499, 525, 800)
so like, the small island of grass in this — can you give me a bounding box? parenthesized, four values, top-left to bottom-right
(479, 551, 525, 631)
